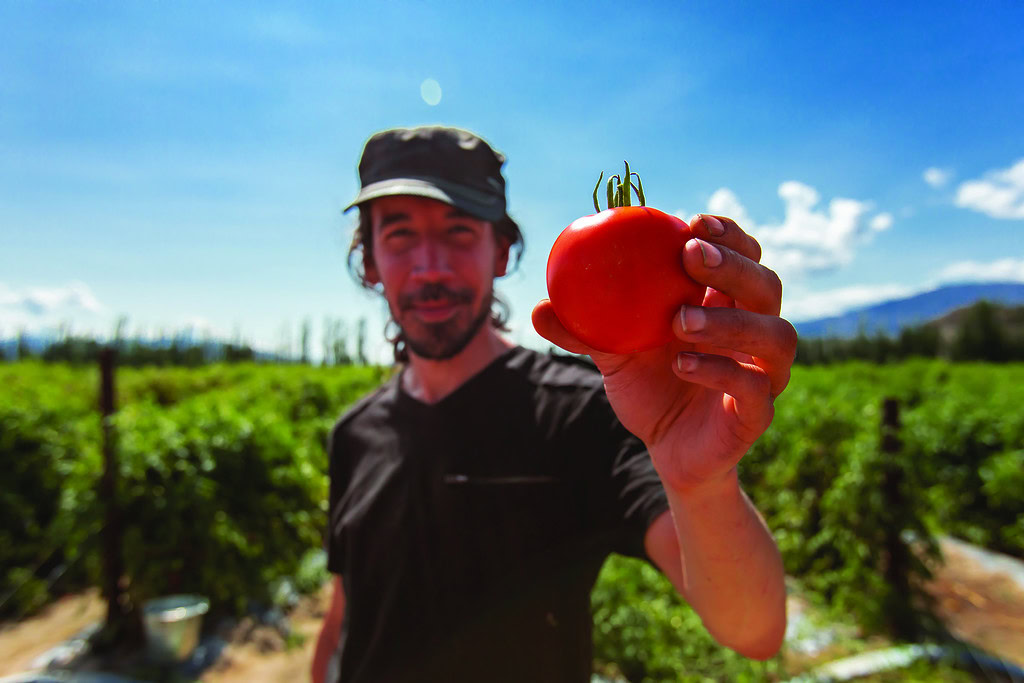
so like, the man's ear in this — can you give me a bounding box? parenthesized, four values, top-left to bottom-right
(364, 261, 381, 286)
(494, 235, 511, 278)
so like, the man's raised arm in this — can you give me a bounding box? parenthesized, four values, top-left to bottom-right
(533, 212, 796, 659)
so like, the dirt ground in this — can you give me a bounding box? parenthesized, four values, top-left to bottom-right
(923, 540, 1024, 667)
(0, 588, 106, 677)
(200, 583, 331, 683)
(0, 584, 332, 682)
(2, 538, 1022, 681)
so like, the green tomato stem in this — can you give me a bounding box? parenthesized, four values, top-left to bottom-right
(622, 161, 631, 207)
(592, 163, 646, 210)
(592, 171, 604, 213)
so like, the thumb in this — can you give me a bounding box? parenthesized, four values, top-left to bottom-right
(531, 300, 595, 356)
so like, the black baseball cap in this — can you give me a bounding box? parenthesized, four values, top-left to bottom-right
(344, 126, 514, 224)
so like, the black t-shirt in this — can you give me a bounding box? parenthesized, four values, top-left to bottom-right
(325, 346, 669, 683)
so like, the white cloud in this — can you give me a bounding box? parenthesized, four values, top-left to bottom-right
(0, 282, 106, 335)
(706, 188, 755, 229)
(779, 254, 1024, 323)
(0, 282, 102, 316)
(706, 182, 892, 280)
(955, 158, 1024, 219)
(937, 258, 1024, 283)
(782, 284, 916, 322)
(923, 167, 952, 188)
(783, 257, 1024, 322)
(869, 213, 893, 231)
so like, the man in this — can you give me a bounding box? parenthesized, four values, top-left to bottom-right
(313, 126, 796, 683)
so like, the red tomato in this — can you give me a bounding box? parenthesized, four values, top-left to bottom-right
(546, 206, 705, 354)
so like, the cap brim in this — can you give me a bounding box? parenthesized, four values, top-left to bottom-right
(343, 177, 506, 222)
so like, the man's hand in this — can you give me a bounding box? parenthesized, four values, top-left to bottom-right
(532, 213, 797, 493)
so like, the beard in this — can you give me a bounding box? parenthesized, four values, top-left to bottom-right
(393, 282, 494, 361)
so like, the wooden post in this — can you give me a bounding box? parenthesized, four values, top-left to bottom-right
(881, 397, 915, 640)
(881, 398, 901, 454)
(97, 347, 145, 651)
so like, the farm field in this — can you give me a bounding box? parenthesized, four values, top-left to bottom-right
(2, 358, 1023, 680)
(2, 536, 1021, 681)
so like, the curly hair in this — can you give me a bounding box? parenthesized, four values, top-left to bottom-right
(346, 206, 525, 363)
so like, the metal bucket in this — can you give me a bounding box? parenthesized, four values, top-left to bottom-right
(142, 595, 209, 663)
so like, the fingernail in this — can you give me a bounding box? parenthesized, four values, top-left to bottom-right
(677, 352, 698, 373)
(704, 215, 725, 236)
(697, 239, 723, 267)
(679, 305, 706, 334)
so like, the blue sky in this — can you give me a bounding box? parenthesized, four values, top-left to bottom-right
(2, 1, 1022, 362)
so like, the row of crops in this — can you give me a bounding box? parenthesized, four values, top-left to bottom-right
(1, 362, 388, 619)
(2, 359, 1022, 680)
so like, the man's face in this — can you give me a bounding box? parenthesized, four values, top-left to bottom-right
(366, 196, 510, 360)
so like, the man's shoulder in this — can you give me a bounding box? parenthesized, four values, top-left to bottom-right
(330, 373, 397, 439)
(506, 347, 604, 393)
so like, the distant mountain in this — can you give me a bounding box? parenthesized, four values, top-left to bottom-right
(793, 282, 1024, 338)
(0, 333, 282, 363)
(924, 298, 1024, 341)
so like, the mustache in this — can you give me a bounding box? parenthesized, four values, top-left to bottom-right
(398, 283, 474, 310)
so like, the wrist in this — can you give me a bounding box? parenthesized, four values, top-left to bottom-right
(663, 465, 741, 505)
(663, 468, 761, 549)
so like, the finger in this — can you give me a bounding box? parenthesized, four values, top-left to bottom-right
(683, 238, 783, 316)
(689, 214, 762, 263)
(673, 352, 775, 438)
(531, 299, 596, 356)
(673, 306, 797, 395)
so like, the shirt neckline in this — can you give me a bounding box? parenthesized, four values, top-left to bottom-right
(395, 345, 525, 412)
